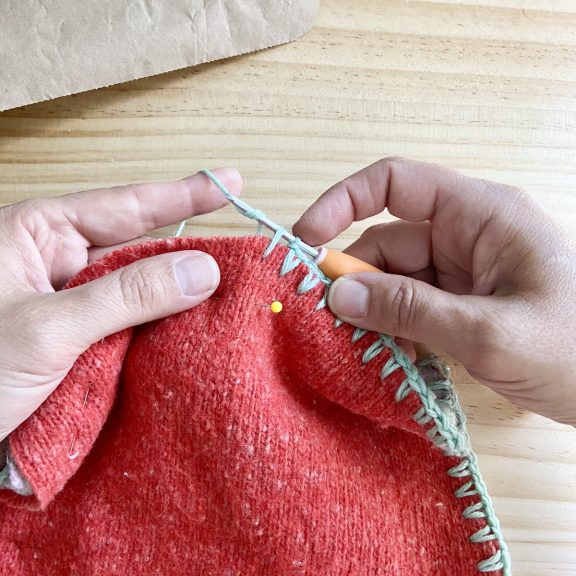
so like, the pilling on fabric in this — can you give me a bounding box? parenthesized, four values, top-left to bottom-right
(0, 236, 509, 575)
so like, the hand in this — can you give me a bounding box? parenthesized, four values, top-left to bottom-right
(294, 158, 576, 425)
(0, 168, 242, 441)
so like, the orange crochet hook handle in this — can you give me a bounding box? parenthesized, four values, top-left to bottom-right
(315, 247, 381, 281)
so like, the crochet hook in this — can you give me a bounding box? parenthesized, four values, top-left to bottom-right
(201, 169, 381, 281)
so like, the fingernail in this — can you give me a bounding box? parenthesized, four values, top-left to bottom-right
(329, 278, 369, 318)
(175, 255, 219, 296)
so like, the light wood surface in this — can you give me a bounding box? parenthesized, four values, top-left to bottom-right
(1, 1, 575, 574)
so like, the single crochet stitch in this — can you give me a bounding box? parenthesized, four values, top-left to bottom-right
(0, 236, 509, 575)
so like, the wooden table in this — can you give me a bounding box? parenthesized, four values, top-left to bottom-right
(1, 1, 575, 574)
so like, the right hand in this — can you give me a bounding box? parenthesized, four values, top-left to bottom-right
(293, 158, 576, 425)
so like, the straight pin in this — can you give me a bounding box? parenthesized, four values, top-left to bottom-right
(68, 385, 91, 460)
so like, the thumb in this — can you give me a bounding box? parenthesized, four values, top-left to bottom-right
(51, 250, 220, 352)
(328, 273, 489, 363)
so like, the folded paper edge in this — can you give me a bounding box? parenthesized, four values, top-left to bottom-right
(0, 1, 320, 112)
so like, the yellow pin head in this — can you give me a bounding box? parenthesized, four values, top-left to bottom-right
(270, 300, 283, 314)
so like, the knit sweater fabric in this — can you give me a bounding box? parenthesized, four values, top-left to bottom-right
(0, 236, 507, 575)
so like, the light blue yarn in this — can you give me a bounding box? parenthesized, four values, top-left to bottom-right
(263, 228, 285, 258)
(477, 550, 504, 573)
(447, 459, 471, 478)
(297, 272, 321, 294)
(315, 292, 328, 311)
(175, 169, 270, 238)
(463, 502, 486, 520)
(280, 251, 301, 276)
(470, 526, 497, 543)
(381, 356, 399, 379)
(174, 219, 187, 238)
(351, 328, 367, 343)
(455, 481, 478, 499)
(200, 169, 269, 224)
(362, 339, 386, 363)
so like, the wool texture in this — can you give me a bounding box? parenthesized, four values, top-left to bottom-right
(0, 236, 504, 575)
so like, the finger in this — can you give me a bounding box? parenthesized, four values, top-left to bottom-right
(407, 267, 436, 285)
(88, 236, 155, 263)
(343, 221, 432, 275)
(59, 167, 243, 246)
(327, 272, 495, 365)
(48, 250, 220, 353)
(293, 157, 471, 245)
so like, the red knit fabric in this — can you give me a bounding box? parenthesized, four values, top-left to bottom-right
(0, 237, 502, 575)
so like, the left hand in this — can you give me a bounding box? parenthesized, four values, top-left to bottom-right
(0, 168, 242, 441)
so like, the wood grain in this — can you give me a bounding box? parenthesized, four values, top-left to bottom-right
(1, 1, 575, 573)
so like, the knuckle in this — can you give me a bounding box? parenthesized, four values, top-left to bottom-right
(474, 178, 530, 209)
(7, 297, 64, 359)
(380, 155, 405, 167)
(496, 182, 526, 200)
(472, 316, 501, 355)
(359, 224, 382, 242)
(377, 156, 405, 182)
(387, 279, 418, 337)
(467, 308, 513, 370)
(118, 265, 168, 313)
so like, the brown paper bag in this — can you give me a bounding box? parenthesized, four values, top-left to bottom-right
(0, 0, 319, 111)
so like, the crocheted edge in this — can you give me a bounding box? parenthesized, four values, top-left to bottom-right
(268, 238, 511, 574)
(196, 169, 511, 575)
